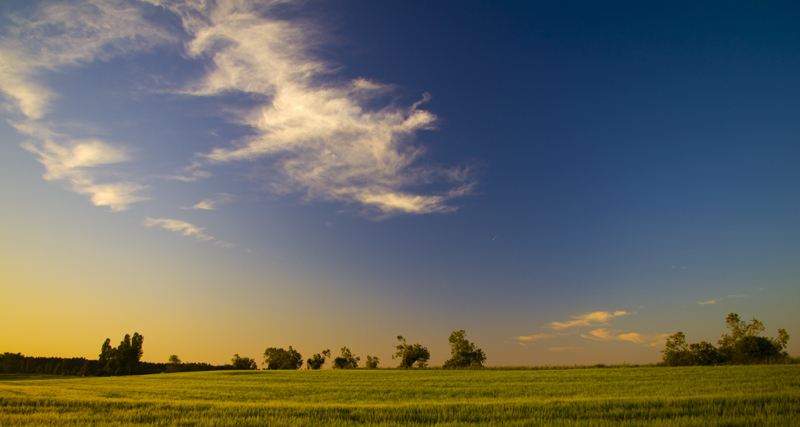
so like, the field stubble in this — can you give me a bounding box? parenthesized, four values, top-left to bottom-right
(1, 365, 798, 426)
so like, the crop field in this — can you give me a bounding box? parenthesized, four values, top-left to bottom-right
(1, 365, 799, 426)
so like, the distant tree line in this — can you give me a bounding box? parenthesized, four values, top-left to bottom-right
(0, 354, 95, 376)
(258, 329, 486, 370)
(2, 330, 489, 375)
(662, 313, 790, 366)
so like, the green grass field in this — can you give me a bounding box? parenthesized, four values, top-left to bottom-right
(1, 365, 798, 426)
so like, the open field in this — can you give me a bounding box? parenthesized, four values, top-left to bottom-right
(1, 366, 799, 426)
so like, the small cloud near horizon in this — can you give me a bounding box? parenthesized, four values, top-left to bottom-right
(549, 311, 632, 330)
(143, 217, 214, 242)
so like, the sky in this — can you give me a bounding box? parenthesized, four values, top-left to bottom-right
(1, 0, 799, 367)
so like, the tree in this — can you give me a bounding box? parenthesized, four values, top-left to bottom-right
(718, 313, 789, 364)
(306, 349, 331, 370)
(97, 333, 144, 376)
(689, 341, 720, 366)
(332, 347, 359, 369)
(231, 354, 258, 370)
(443, 330, 486, 368)
(263, 347, 303, 370)
(661, 332, 694, 366)
(393, 336, 430, 368)
(663, 314, 790, 366)
(365, 355, 380, 369)
(166, 355, 182, 373)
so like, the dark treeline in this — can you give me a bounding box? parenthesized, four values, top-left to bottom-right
(2, 316, 792, 376)
(0, 353, 173, 376)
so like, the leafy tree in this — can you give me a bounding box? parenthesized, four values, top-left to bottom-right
(306, 349, 331, 370)
(689, 341, 721, 366)
(263, 347, 303, 370)
(661, 332, 694, 366)
(97, 333, 144, 376)
(663, 314, 790, 366)
(365, 355, 380, 369)
(732, 336, 781, 364)
(443, 330, 486, 368)
(166, 355, 182, 373)
(393, 336, 430, 368)
(718, 313, 789, 363)
(231, 354, 258, 370)
(332, 347, 359, 369)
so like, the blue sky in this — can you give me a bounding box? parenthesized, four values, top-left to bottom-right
(1, 0, 798, 366)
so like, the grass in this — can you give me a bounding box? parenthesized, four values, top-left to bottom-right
(1, 365, 799, 426)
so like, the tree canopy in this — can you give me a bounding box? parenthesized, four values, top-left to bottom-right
(365, 355, 380, 369)
(306, 349, 331, 370)
(443, 330, 486, 368)
(662, 313, 790, 366)
(231, 354, 258, 370)
(332, 346, 359, 369)
(263, 347, 303, 370)
(393, 336, 430, 368)
(97, 333, 144, 376)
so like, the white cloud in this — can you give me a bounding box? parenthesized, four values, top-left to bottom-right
(154, 0, 475, 217)
(0, 0, 176, 119)
(549, 311, 632, 330)
(514, 333, 553, 342)
(548, 347, 582, 352)
(2, 0, 475, 218)
(167, 170, 212, 183)
(697, 294, 749, 305)
(580, 328, 666, 346)
(1, 0, 173, 211)
(184, 193, 236, 210)
(143, 217, 213, 241)
(19, 126, 148, 211)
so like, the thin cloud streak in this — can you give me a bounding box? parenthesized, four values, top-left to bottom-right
(549, 311, 632, 330)
(184, 193, 236, 210)
(143, 217, 214, 241)
(514, 333, 553, 342)
(580, 328, 668, 347)
(697, 294, 749, 305)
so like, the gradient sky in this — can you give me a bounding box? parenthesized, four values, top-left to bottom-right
(1, 0, 799, 367)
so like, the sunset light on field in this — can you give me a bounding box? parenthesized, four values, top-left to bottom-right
(1, 0, 798, 367)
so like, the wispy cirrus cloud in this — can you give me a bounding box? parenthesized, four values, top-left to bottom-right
(0, 0, 175, 210)
(0, 0, 176, 119)
(697, 294, 749, 305)
(17, 123, 148, 211)
(549, 311, 632, 330)
(143, 217, 213, 241)
(580, 328, 669, 347)
(515, 333, 553, 342)
(184, 193, 237, 210)
(148, 0, 476, 217)
(2, 0, 474, 219)
(548, 347, 583, 352)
